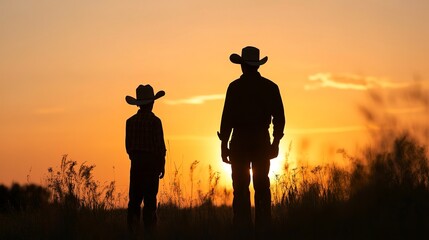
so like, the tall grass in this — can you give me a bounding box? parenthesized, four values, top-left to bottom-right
(45, 154, 119, 210)
(270, 133, 429, 239)
(1, 132, 429, 239)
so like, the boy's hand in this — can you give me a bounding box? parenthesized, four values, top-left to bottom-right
(159, 168, 165, 179)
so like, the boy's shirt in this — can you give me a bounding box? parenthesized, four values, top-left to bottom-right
(126, 110, 166, 157)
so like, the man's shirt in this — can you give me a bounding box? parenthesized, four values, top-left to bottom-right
(126, 110, 166, 157)
(220, 71, 285, 146)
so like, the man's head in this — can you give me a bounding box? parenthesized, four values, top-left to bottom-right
(240, 63, 259, 74)
(230, 46, 268, 67)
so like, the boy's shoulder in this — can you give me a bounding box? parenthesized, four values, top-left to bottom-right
(127, 111, 161, 123)
(150, 112, 162, 122)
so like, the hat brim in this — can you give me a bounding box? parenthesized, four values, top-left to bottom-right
(126, 90, 165, 106)
(229, 54, 268, 66)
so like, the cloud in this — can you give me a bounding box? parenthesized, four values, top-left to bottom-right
(305, 73, 409, 91)
(164, 94, 224, 105)
(288, 125, 379, 134)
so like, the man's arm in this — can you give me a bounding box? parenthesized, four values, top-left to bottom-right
(270, 85, 285, 158)
(219, 85, 234, 163)
(220, 86, 233, 142)
(272, 85, 285, 143)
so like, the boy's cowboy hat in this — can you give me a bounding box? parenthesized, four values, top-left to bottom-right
(126, 84, 165, 106)
(230, 46, 268, 66)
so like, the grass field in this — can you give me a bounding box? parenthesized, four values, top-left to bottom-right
(1, 132, 429, 239)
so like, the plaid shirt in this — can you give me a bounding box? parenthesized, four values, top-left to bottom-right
(126, 110, 166, 157)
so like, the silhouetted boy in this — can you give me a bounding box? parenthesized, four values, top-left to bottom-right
(125, 84, 166, 232)
(219, 46, 285, 238)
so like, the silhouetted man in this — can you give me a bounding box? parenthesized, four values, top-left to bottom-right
(125, 84, 166, 232)
(218, 46, 285, 237)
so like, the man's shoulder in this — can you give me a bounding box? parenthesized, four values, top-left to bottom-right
(260, 76, 278, 87)
(262, 77, 281, 94)
(227, 75, 279, 91)
(229, 78, 241, 86)
(226, 78, 242, 93)
(126, 113, 139, 123)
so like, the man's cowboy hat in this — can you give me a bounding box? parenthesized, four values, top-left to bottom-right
(126, 84, 165, 106)
(230, 46, 268, 66)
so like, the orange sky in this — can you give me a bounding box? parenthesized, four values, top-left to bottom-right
(1, 1, 428, 195)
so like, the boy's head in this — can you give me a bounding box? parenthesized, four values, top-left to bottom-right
(126, 84, 165, 109)
(139, 101, 154, 112)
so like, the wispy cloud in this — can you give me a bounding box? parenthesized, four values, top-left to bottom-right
(305, 73, 409, 91)
(288, 125, 378, 134)
(164, 94, 224, 105)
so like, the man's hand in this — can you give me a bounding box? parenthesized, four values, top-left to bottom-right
(269, 144, 279, 159)
(221, 141, 231, 164)
(159, 168, 165, 179)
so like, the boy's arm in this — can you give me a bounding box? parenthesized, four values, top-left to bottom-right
(154, 118, 166, 178)
(125, 119, 131, 155)
(155, 118, 166, 157)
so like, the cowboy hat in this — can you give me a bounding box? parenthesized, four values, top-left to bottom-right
(126, 84, 165, 106)
(230, 46, 268, 66)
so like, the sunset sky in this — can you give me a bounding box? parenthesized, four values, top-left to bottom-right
(1, 0, 428, 194)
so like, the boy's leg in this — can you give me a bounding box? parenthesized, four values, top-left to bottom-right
(142, 172, 159, 229)
(127, 156, 145, 231)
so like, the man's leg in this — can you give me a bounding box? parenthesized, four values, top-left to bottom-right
(127, 158, 145, 231)
(252, 159, 271, 237)
(231, 158, 252, 230)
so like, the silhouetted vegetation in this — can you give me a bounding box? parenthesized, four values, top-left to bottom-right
(0, 183, 50, 213)
(45, 154, 119, 210)
(1, 133, 429, 239)
(271, 133, 429, 239)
